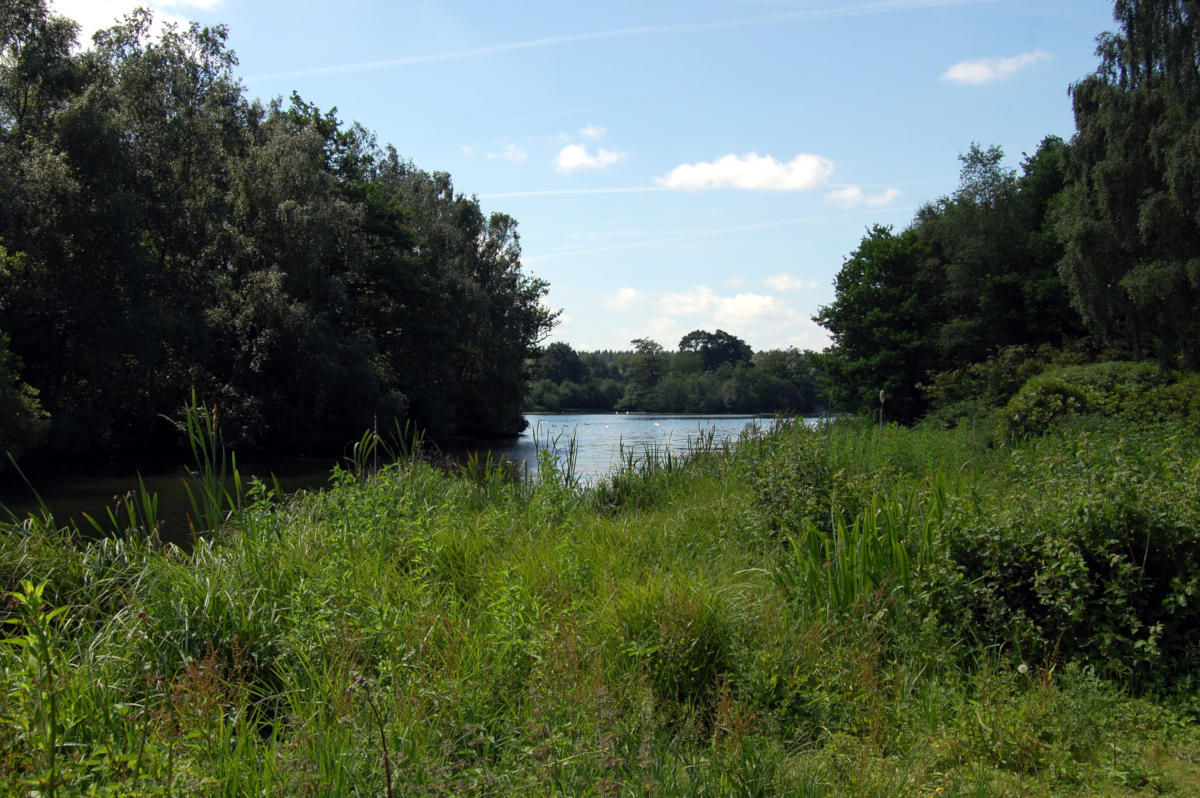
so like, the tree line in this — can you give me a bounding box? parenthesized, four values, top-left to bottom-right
(816, 0, 1200, 424)
(526, 330, 824, 414)
(0, 2, 554, 460)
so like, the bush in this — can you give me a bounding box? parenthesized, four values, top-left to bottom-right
(927, 423, 1200, 686)
(998, 361, 1196, 438)
(0, 332, 49, 461)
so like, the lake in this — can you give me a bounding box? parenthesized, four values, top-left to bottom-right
(0, 413, 779, 543)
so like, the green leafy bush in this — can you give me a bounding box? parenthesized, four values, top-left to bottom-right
(998, 362, 1197, 438)
(0, 332, 49, 461)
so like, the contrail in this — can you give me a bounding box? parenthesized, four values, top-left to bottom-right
(417, 108, 593, 133)
(247, 0, 1002, 82)
(522, 206, 914, 264)
(480, 187, 671, 199)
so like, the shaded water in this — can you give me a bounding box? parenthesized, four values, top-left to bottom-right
(0, 414, 774, 544)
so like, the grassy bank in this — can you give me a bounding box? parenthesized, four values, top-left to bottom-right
(2, 416, 1199, 796)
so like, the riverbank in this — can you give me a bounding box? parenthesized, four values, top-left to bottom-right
(2, 416, 1199, 795)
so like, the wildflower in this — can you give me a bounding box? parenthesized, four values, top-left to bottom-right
(1018, 663, 1030, 674)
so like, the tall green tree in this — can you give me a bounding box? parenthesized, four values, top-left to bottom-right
(678, 329, 753, 372)
(916, 139, 1082, 365)
(1056, 0, 1200, 367)
(0, 4, 554, 454)
(816, 138, 1084, 421)
(814, 225, 933, 421)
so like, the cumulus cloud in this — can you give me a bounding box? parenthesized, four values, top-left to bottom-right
(779, 321, 832, 352)
(579, 123, 607, 140)
(940, 50, 1051, 85)
(824, 185, 902, 208)
(657, 152, 833, 192)
(763, 273, 819, 291)
(602, 287, 654, 312)
(52, 0, 206, 40)
(553, 144, 626, 173)
(488, 144, 527, 164)
(607, 284, 812, 340)
(660, 286, 804, 329)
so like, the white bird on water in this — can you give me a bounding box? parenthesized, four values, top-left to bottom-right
(654, 422, 660, 426)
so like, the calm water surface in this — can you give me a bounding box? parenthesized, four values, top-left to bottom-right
(0, 414, 779, 542)
(453, 413, 770, 482)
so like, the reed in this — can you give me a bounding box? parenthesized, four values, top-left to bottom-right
(0, 414, 1196, 795)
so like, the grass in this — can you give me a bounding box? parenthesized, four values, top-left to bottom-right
(1, 413, 1198, 795)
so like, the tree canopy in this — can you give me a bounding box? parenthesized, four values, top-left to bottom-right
(1055, 0, 1200, 367)
(0, 3, 554, 457)
(817, 2, 1200, 421)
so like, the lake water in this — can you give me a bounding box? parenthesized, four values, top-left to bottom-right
(0, 413, 776, 542)
(450, 413, 770, 483)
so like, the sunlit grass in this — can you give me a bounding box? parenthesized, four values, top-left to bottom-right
(1, 415, 1198, 795)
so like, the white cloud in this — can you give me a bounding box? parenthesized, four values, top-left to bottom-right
(660, 286, 804, 329)
(657, 152, 833, 192)
(661, 286, 718, 315)
(607, 284, 814, 343)
(779, 320, 832, 352)
(726, 277, 747, 288)
(763, 273, 819, 291)
(153, 0, 223, 7)
(824, 185, 902, 208)
(553, 144, 626, 173)
(579, 123, 607, 140)
(52, 1, 202, 41)
(602, 287, 654, 312)
(488, 144, 528, 164)
(461, 145, 475, 156)
(940, 50, 1051, 85)
(715, 293, 805, 328)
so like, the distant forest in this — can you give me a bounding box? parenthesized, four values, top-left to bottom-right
(0, 2, 554, 459)
(525, 331, 823, 414)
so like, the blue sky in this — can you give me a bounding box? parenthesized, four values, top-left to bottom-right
(57, 0, 1113, 352)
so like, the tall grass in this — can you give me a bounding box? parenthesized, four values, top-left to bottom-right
(0, 414, 1197, 795)
(775, 477, 946, 611)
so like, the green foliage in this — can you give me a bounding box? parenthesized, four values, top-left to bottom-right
(998, 360, 1200, 437)
(1056, 0, 1200, 366)
(0, 329, 47, 460)
(920, 344, 1092, 430)
(814, 225, 933, 421)
(616, 577, 740, 710)
(526, 339, 824, 414)
(816, 138, 1087, 420)
(1, 418, 1199, 794)
(678, 328, 754, 372)
(0, 5, 553, 455)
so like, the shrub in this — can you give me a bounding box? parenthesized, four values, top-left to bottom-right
(998, 361, 1192, 438)
(0, 332, 49, 461)
(928, 424, 1200, 685)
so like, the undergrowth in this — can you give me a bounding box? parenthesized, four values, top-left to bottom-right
(1, 412, 1198, 796)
